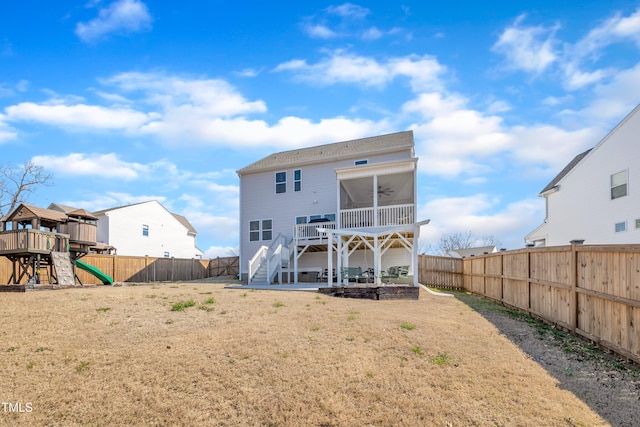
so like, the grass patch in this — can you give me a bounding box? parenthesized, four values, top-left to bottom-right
(400, 322, 416, 331)
(26, 361, 35, 370)
(273, 301, 285, 308)
(430, 352, 450, 365)
(96, 307, 111, 312)
(76, 361, 90, 373)
(411, 346, 423, 355)
(204, 297, 216, 304)
(35, 347, 51, 352)
(171, 300, 196, 312)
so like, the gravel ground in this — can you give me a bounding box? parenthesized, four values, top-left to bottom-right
(453, 291, 640, 427)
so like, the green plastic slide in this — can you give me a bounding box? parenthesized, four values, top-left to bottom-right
(76, 259, 114, 285)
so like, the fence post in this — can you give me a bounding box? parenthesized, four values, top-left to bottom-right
(527, 248, 531, 313)
(569, 240, 583, 333)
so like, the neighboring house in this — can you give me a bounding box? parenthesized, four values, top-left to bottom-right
(236, 131, 430, 286)
(447, 245, 498, 258)
(89, 200, 204, 258)
(526, 104, 640, 246)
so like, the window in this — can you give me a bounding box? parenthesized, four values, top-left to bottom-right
(615, 221, 627, 233)
(324, 213, 336, 221)
(355, 159, 368, 165)
(636, 219, 640, 229)
(275, 171, 287, 194)
(294, 169, 301, 192)
(262, 219, 272, 240)
(296, 216, 308, 224)
(309, 214, 322, 222)
(249, 220, 260, 241)
(249, 219, 273, 241)
(142, 224, 149, 237)
(163, 252, 170, 258)
(611, 170, 628, 199)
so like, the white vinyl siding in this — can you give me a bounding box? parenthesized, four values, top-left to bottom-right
(238, 147, 415, 275)
(526, 106, 640, 246)
(94, 200, 203, 258)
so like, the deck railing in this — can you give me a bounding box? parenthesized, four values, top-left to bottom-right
(340, 204, 414, 228)
(0, 229, 70, 254)
(293, 221, 337, 240)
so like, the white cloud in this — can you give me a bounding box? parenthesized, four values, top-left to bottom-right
(5, 102, 156, 132)
(103, 72, 267, 117)
(406, 93, 511, 177)
(418, 195, 545, 251)
(275, 51, 445, 91)
(327, 3, 371, 19)
(0, 114, 17, 143)
(203, 245, 239, 259)
(573, 7, 640, 58)
(75, 0, 152, 43)
(32, 153, 150, 180)
(361, 27, 383, 40)
(492, 14, 558, 74)
(303, 24, 339, 39)
(70, 192, 167, 212)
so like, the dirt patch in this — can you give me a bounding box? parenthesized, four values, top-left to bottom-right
(0, 283, 632, 426)
(454, 291, 640, 427)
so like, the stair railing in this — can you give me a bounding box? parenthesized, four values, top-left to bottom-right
(248, 245, 268, 285)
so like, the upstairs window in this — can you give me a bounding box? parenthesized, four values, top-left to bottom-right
(275, 171, 287, 194)
(294, 169, 302, 192)
(142, 224, 149, 237)
(355, 159, 368, 165)
(163, 251, 170, 258)
(611, 170, 628, 199)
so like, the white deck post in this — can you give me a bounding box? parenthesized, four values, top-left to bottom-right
(327, 232, 333, 286)
(373, 234, 381, 285)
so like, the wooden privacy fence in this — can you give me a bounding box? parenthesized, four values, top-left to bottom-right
(419, 243, 640, 364)
(417, 254, 463, 289)
(0, 254, 240, 284)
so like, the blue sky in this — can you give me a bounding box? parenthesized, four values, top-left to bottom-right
(1, 1, 640, 257)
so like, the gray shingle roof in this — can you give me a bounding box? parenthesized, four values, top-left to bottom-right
(540, 149, 592, 194)
(237, 130, 414, 175)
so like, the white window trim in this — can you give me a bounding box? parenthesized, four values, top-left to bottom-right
(615, 221, 627, 233)
(611, 170, 628, 200)
(275, 171, 287, 194)
(294, 169, 302, 192)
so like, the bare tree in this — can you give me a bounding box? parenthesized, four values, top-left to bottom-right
(437, 231, 502, 255)
(0, 161, 53, 217)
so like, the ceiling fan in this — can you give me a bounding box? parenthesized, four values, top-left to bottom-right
(369, 185, 394, 197)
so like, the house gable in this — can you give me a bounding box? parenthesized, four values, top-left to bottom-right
(527, 104, 640, 246)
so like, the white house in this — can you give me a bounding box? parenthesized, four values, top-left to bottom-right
(237, 131, 429, 286)
(91, 200, 204, 258)
(526, 104, 640, 246)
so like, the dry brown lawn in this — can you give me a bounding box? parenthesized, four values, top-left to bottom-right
(0, 283, 611, 426)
